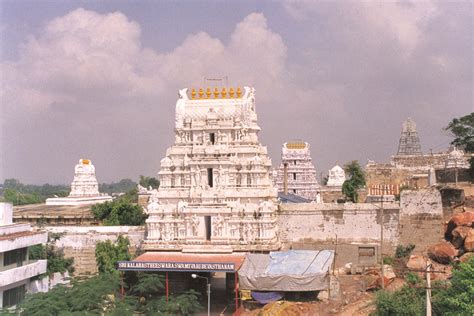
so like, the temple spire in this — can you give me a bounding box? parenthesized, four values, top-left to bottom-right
(397, 118, 422, 155)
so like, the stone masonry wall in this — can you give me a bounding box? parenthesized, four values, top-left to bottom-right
(278, 203, 400, 268)
(46, 226, 145, 275)
(398, 189, 444, 254)
(278, 188, 444, 267)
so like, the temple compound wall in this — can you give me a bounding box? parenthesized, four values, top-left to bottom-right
(44, 190, 443, 274)
(278, 188, 443, 268)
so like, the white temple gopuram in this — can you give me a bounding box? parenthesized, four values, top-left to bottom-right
(273, 141, 320, 201)
(46, 159, 112, 206)
(143, 87, 280, 252)
(327, 165, 346, 187)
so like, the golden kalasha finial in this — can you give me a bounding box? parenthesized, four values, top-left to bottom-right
(221, 87, 227, 98)
(191, 88, 196, 99)
(213, 87, 219, 98)
(198, 88, 204, 98)
(236, 87, 242, 98)
(206, 87, 211, 99)
(229, 87, 235, 98)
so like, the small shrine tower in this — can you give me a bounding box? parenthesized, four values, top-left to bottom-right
(397, 118, 422, 155)
(274, 141, 319, 200)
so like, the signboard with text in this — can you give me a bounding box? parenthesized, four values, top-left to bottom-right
(117, 261, 236, 272)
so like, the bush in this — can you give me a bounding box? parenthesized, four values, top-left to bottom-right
(432, 256, 474, 315)
(91, 199, 147, 226)
(95, 235, 131, 275)
(395, 244, 415, 259)
(374, 285, 425, 315)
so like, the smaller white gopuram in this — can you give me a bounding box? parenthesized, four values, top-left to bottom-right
(274, 141, 320, 200)
(46, 159, 112, 206)
(327, 165, 346, 187)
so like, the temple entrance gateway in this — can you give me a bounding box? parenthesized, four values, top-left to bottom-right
(117, 252, 245, 314)
(142, 86, 280, 251)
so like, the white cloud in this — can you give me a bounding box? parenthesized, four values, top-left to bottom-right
(1, 8, 289, 182)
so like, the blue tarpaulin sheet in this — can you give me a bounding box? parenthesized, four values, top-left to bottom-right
(251, 291, 284, 304)
(238, 250, 334, 291)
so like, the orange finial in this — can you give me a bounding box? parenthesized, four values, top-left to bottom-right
(191, 88, 196, 99)
(198, 88, 204, 98)
(213, 87, 219, 98)
(229, 87, 235, 98)
(221, 87, 227, 98)
(236, 87, 242, 98)
(206, 87, 211, 99)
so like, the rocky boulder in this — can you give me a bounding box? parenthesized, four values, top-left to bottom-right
(406, 255, 426, 270)
(445, 211, 474, 240)
(451, 226, 472, 248)
(427, 241, 458, 264)
(464, 229, 474, 252)
(459, 252, 474, 263)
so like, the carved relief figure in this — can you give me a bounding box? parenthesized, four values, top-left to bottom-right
(213, 214, 224, 237)
(191, 214, 200, 236)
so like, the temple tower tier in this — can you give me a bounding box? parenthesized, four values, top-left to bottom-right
(143, 87, 280, 251)
(274, 141, 320, 200)
(397, 118, 422, 155)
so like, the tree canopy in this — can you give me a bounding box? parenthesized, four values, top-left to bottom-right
(17, 235, 202, 315)
(342, 160, 366, 202)
(95, 235, 131, 275)
(444, 112, 474, 152)
(91, 199, 147, 226)
(375, 255, 474, 315)
(139, 175, 160, 189)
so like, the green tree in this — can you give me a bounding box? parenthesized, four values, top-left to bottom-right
(432, 256, 474, 315)
(17, 274, 121, 315)
(91, 199, 147, 226)
(139, 175, 160, 189)
(99, 179, 137, 195)
(445, 113, 474, 180)
(444, 113, 474, 152)
(342, 160, 366, 202)
(95, 235, 131, 275)
(1, 179, 69, 205)
(29, 233, 74, 275)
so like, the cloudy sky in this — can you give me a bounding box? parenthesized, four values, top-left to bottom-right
(0, 1, 472, 184)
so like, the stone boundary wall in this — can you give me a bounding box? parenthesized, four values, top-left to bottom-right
(45, 226, 145, 275)
(278, 189, 444, 267)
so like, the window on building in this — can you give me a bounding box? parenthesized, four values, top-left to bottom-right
(209, 133, 215, 145)
(3, 284, 26, 308)
(3, 248, 27, 267)
(293, 173, 297, 180)
(294, 160, 297, 165)
(358, 246, 376, 265)
(293, 189, 296, 193)
(207, 168, 213, 187)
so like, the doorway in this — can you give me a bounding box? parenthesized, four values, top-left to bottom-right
(205, 216, 211, 241)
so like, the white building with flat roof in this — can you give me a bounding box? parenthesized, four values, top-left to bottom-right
(0, 202, 47, 309)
